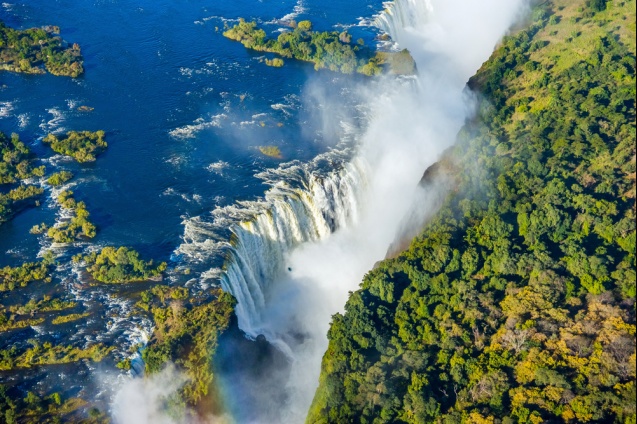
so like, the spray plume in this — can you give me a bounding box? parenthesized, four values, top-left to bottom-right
(219, 0, 527, 421)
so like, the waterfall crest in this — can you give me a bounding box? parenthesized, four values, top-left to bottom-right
(176, 147, 368, 342)
(374, 0, 432, 48)
(219, 156, 366, 339)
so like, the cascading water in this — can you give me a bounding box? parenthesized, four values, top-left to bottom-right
(210, 0, 435, 345)
(374, 0, 432, 47)
(219, 156, 366, 341)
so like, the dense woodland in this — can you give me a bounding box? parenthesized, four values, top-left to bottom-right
(0, 20, 83, 77)
(140, 287, 235, 416)
(308, 0, 636, 422)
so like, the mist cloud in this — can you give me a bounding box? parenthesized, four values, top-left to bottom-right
(249, 0, 528, 422)
(111, 366, 189, 424)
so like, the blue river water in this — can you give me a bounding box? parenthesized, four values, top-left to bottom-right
(0, 0, 388, 415)
(0, 0, 384, 265)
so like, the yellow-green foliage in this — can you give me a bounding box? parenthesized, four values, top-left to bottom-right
(265, 57, 284, 67)
(116, 359, 131, 370)
(0, 185, 44, 225)
(0, 385, 101, 424)
(51, 312, 90, 325)
(42, 130, 107, 163)
(308, 0, 636, 422)
(0, 20, 84, 77)
(0, 340, 113, 370)
(136, 285, 189, 312)
(0, 316, 44, 333)
(0, 131, 45, 224)
(0, 132, 44, 184)
(0, 261, 51, 292)
(78, 246, 167, 283)
(8, 295, 76, 315)
(5, 185, 44, 202)
(46, 170, 73, 186)
(258, 145, 282, 158)
(142, 289, 235, 406)
(373, 49, 417, 75)
(46, 190, 97, 243)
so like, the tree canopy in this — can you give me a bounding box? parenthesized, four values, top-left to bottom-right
(308, 0, 636, 422)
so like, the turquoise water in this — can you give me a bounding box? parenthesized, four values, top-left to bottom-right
(0, 0, 385, 413)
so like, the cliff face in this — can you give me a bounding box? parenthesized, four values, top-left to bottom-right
(307, 0, 636, 422)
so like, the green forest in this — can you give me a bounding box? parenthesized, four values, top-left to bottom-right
(0, 0, 635, 422)
(308, 0, 636, 422)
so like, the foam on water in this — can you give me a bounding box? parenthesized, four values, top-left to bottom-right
(168, 113, 227, 140)
(39, 107, 66, 133)
(206, 160, 230, 175)
(0, 100, 14, 118)
(17, 113, 29, 128)
(280, 0, 307, 23)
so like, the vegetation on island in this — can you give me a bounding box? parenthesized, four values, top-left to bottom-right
(0, 184, 44, 224)
(0, 260, 52, 292)
(42, 130, 107, 163)
(8, 295, 76, 315)
(51, 312, 90, 325)
(0, 132, 44, 184)
(258, 145, 283, 158)
(46, 170, 73, 186)
(0, 340, 113, 371)
(0, 131, 45, 224)
(34, 190, 97, 243)
(223, 19, 415, 76)
(141, 288, 235, 412)
(265, 57, 285, 67)
(1, 294, 77, 332)
(0, 384, 108, 424)
(0, 20, 83, 77)
(75, 246, 167, 284)
(308, 0, 636, 422)
(0, 316, 44, 333)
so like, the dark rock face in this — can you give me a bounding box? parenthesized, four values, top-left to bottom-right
(419, 157, 457, 188)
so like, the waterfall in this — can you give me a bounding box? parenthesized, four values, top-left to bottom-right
(176, 147, 368, 344)
(220, 157, 365, 341)
(175, 0, 436, 348)
(374, 0, 432, 48)
(172, 0, 526, 421)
